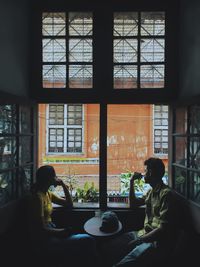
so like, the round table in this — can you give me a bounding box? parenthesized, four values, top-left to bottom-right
(84, 216, 123, 237)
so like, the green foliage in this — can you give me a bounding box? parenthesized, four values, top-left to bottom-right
(120, 171, 145, 195)
(0, 175, 8, 189)
(74, 181, 98, 202)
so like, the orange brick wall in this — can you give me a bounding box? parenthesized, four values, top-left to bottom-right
(38, 104, 168, 180)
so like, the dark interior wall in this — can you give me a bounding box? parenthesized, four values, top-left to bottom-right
(179, 0, 200, 102)
(0, 0, 31, 98)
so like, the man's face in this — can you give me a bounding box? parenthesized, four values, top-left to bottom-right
(143, 165, 152, 184)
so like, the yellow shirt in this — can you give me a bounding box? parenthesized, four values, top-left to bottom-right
(28, 190, 61, 241)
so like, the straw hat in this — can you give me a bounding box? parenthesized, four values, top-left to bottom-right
(84, 211, 122, 237)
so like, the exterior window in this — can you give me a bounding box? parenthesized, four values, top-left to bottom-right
(113, 12, 165, 89)
(153, 105, 168, 155)
(47, 104, 83, 153)
(42, 12, 93, 89)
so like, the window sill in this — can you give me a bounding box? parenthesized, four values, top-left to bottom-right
(53, 202, 145, 210)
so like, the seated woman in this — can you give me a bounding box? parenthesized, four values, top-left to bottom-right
(28, 165, 98, 267)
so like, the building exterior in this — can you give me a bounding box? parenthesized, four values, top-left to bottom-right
(38, 103, 168, 196)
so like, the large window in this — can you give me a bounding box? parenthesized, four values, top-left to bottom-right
(39, 103, 169, 208)
(35, 3, 177, 209)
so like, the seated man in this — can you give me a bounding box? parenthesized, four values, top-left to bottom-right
(113, 157, 179, 267)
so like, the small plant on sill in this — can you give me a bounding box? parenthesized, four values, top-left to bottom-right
(74, 181, 98, 203)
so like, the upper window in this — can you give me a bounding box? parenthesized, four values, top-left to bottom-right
(42, 12, 93, 89)
(47, 104, 83, 153)
(42, 11, 165, 90)
(113, 12, 165, 89)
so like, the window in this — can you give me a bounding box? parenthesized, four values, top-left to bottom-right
(47, 104, 83, 153)
(107, 104, 168, 207)
(39, 103, 100, 207)
(0, 105, 35, 206)
(35, 2, 177, 209)
(172, 105, 200, 205)
(153, 105, 168, 155)
(42, 12, 93, 89)
(113, 12, 165, 89)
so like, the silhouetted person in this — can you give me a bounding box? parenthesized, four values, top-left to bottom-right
(113, 157, 179, 267)
(28, 165, 98, 267)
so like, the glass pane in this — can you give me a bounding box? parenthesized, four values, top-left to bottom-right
(20, 105, 32, 134)
(38, 104, 100, 208)
(69, 13, 93, 36)
(0, 171, 14, 206)
(49, 128, 64, 153)
(154, 129, 168, 154)
(141, 12, 165, 36)
(69, 39, 92, 62)
(140, 64, 164, 88)
(0, 105, 16, 134)
(0, 137, 16, 169)
(19, 137, 32, 165)
(67, 128, 82, 152)
(174, 166, 187, 197)
(107, 104, 168, 208)
(190, 105, 200, 134)
(175, 107, 187, 134)
(174, 137, 187, 166)
(114, 12, 138, 36)
(43, 39, 66, 62)
(69, 65, 92, 88)
(189, 137, 200, 169)
(67, 104, 83, 125)
(42, 13, 66, 36)
(43, 65, 66, 88)
(114, 39, 138, 63)
(141, 39, 164, 62)
(18, 165, 33, 196)
(49, 104, 64, 125)
(188, 171, 200, 204)
(114, 65, 137, 89)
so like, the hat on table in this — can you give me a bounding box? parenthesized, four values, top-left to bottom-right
(84, 211, 122, 237)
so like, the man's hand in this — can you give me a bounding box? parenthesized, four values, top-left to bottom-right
(130, 172, 142, 182)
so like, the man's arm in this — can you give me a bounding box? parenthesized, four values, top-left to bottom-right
(129, 173, 145, 208)
(127, 225, 166, 250)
